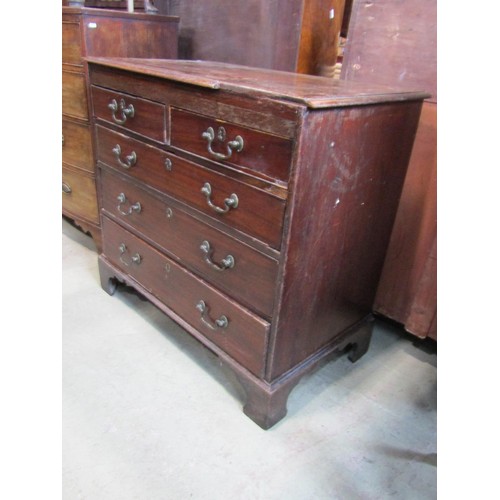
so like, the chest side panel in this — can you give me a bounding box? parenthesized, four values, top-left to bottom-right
(268, 100, 423, 380)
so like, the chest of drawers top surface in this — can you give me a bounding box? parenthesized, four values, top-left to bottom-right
(86, 57, 428, 108)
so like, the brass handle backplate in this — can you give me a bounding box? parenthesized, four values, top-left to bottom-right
(201, 182, 238, 214)
(112, 144, 137, 169)
(201, 126, 244, 161)
(196, 300, 228, 330)
(108, 98, 135, 125)
(200, 240, 235, 271)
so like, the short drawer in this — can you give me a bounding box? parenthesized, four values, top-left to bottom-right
(62, 18, 82, 66)
(62, 119, 93, 172)
(170, 108, 293, 183)
(102, 216, 270, 377)
(100, 168, 278, 318)
(63, 71, 88, 120)
(91, 86, 167, 143)
(62, 166, 99, 223)
(96, 125, 286, 249)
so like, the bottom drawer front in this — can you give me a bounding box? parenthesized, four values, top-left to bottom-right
(62, 166, 99, 223)
(102, 217, 269, 377)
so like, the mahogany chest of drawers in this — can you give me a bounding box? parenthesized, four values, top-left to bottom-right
(62, 7, 179, 248)
(87, 58, 427, 428)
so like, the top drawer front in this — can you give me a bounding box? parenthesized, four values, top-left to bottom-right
(91, 86, 167, 143)
(170, 108, 293, 183)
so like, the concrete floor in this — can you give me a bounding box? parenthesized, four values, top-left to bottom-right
(62, 217, 437, 499)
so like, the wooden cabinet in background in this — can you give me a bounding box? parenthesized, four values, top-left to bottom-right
(155, 0, 346, 76)
(341, 0, 437, 340)
(62, 7, 179, 248)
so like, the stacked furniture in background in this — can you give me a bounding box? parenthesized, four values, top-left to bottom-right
(154, 0, 347, 76)
(62, 7, 179, 249)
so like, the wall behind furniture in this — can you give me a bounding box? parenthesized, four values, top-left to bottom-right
(155, 0, 345, 75)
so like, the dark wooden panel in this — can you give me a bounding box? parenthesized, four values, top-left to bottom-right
(158, 0, 302, 70)
(156, 0, 347, 76)
(268, 101, 422, 379)
(341, 0, 437, 340)
(374, 102, 437, 337)
(83, 10, 179, 59)
(341, 0, 436, 102)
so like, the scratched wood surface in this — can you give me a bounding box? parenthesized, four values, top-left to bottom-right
(86, 57, 429, 108)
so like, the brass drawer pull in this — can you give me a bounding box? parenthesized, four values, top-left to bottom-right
(117, 192, 142, 216)
(201, 126, 244, 161)
(112, 144, 137, 169)
(201, 182, 238, 214)
(118, 243, 142, 266)
(200, 240, 235, 271)
(62, 182, 72, 195)
(196, 300, 228, 330)
(108, 98, 135, 125)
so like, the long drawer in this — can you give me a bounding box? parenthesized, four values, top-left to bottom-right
(102, 216, 270, 377)
(96, 125, 286, 249)
(100, 168, 278, 318)
(62, 165, 99, 223)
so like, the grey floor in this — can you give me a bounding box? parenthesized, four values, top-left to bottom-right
(62, 217, 437, 500)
